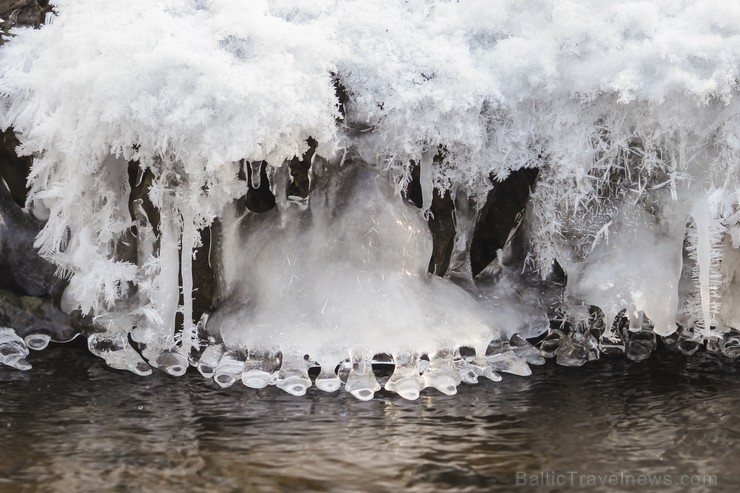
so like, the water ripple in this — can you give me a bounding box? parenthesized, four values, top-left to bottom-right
(0, 341, 738, 492)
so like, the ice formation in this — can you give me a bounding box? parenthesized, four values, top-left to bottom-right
(1, 0, 740, 399)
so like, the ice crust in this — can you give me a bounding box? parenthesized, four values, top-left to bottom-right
(1, 1, 740, 397)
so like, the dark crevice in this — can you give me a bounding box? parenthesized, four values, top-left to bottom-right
(470, 167, 539, 277)
(427, 190, 456, 276)
(244, 160, 276, 213)
(405, 152, 538, 278)
(403, 160, 423, 209)
(127, 163, 160, 236)
(192, 225, 215, 320)
(287, 137, 317, 199)
(0, 129, 32, 207)
(403, 151, 457, 276)
(333, 76, 349, 120)
(0, 171, 64, 301)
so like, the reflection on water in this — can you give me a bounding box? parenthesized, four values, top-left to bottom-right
(1, 340, 738, 492)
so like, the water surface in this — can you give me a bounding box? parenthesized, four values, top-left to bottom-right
(1, 341, 737, 492)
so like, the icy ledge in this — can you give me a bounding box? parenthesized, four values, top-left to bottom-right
(1, 1, 740, 399)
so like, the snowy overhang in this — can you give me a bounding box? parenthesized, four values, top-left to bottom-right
(0, 0, 738, 171)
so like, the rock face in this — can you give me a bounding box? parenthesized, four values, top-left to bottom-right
(0, 0, 52, 44)
(0, 129, 30, 206)
(0, 173, 62, 298)
(0, 164, 78, 350)
(0, 0, 66, 345)
(0, 289, 77, 343)
(0, 1, 57, 295)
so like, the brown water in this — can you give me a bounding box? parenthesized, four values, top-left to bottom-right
(0, 340, 738, 493)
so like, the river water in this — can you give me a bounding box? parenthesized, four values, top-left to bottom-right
(0, 339, 737, 492)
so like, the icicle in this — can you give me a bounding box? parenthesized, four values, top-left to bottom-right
(24, 333, 51, 351)
(691, 198, 712, 337)
(197, 343, 225, 378)
(422, 349, 461, 395)
(676, 327, 701, 356)
(419, 150, 434, 213)
(555, 320, 598, 367)
(133, 199, 155, 266)
(486, 351, 532, 376)
(88, 331, 152, 376)
(599, 329, 626, 355)
(189, 313, 210, 367)
(213, 350, 245, 388)
(722, 330, 740, 358)
(179, 205, 196, 356)
(385, 352, 424, 400)
(249, 161, 262, 189)
(344, 352, 381, 401)
(156, 350, 188, 376)
(540, 328, 565, 358)
(484, 337, 532, 375)
(626, 327, 656, 362)
(270, 164, 290, 218)
(336, 358, 352, 383)
(0, 327, 31, 370)
(627, 309, 644, 333)
(315, 362, 342, 392)
(509, 334, 545, 365)
(445, 191, 476, 282)
(276, 353, 312, 396)
(454, 358, 479, 384)
(154, 188, 181, 355)
(241, 349, 280, 389)
(598, 311, 626, 354)
(470, 354, 503, 382)
(706, 335, 723, 354)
